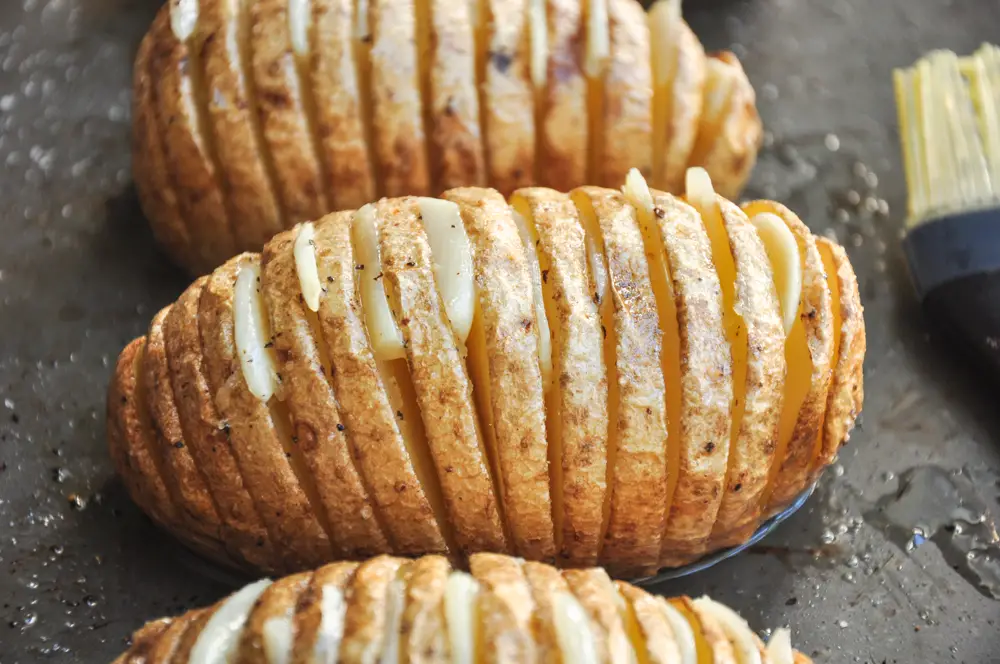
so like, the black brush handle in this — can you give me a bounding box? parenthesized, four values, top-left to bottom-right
(905, 210, 1000, 378)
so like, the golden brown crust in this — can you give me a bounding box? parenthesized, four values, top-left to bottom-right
(339, 556, 407, 661)
(445, 187, 555, 562)
(615, 582, 681, 664)
(147, 6, 235, 271)
(236, 572, 312, 664)
(573, 187, 667, 577)
(427, 0, 486, 191)
(813, 238, 865, 481)
(164, 278, 278, 571)
(742, 201, 834, 512)
(198, 255, 334, 571)
(376, 197, 506, 555)
(312, 210, 450, 557)
(513, 187, 608, 567)
(250, 0, 329, 224)
(107, 338, 178, 533)
(131, 26, 194, 273)
(198, 0, 285, 252)
(562, 567, 632, 664)
(261, 229, 392, 558)
(600, 0, 653, 188)
(291, 561, 360, 664)
(400, 555, 451, 663)
(370, 0, 431, 198)
(311, 0, 377, 209)
(140, 608, 207, 663)
(710, 198, 785, 548)
(143, 307, 224, 549)
(481, 0, 536, 194)
(540, 0, 588, 192)
(653, 193, 732, 567)
(470, 553, 538, 662)
(115, 618, 172, 664)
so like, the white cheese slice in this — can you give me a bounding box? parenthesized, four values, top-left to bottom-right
(750, 212, 802, 336)
(262, 615, 294, 664)
(294, 222, 322, 313)
(234, 261, 279, 402)
(585, 0, 610, 79)
(170, 0, 199, 42)
(553, 592, 600, 664)
(379, 578, 406, 664)
(352, 204, 406, 361)
(444, 571, 480, 664)
(417, 197, 475, 343)
(288, 0, 310, 57)
(529, 0, 549, 91)
(188, 578, 272, 664)
(312, 585, 348, 664)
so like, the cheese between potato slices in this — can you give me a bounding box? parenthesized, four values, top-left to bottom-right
(765, 628, 795, 664)
(262, 615, 294, 664)
(553, 591, 600, 664)
(188, 578, 273, 664)
(313, 585, 349, 663)
(169, 0, 198, 42)
(750, 212, 801, 335)
(379, 577, 407, 664)
(692, 597, 761, 664)
(656, 597, 698, 664)
(444, 571, 481, 664)
(288, 0, 310, 57)
(234, 261, 280, 402)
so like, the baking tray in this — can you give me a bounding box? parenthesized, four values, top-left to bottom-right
(2, 0, 1000, 661)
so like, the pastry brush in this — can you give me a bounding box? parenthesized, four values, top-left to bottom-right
(894, 44, 1000, 375)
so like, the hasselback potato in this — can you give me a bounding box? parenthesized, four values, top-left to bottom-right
(133, 0, 761, 275)
(106, 169, 864, 577)
(112, 552, 811, 664)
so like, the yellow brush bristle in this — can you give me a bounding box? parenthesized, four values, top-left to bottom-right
(894, 44, 1000, 228)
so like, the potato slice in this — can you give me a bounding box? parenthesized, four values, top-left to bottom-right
(148, 6, 235, 269)
(338, 557, 408, 661)
(199, 256, 334, 571)
(400, 556, 451, 663)
(290, 561, 359, 663)
(480, 0, 536, 194)
(197, 0, 284, 251)
(686, 53, 762, 200)
(598, 0, 653, 188)
(445, 187, 555, 561)
(562, 568, 634, 664)
(143, 307, 223, 550)
(511, 188, 608, 567)
(369, 0, 431, 197)
(648, 0, 705, 194)
(540, 0, 588, 192)
(145, 608, 211, 663)
(131, 28, 193, 272)
(261, 228, 393, 558)
(616, 582, 682, 664)
(573, 187, 668, 576)
(234, 572, 311, 664)
(813, 238, 865, 483)
(313, 210, 450, 557)
(424, 0, 487, 191)
(685, 171, 785, 549)
(310, 0, 377, 209)
(651, 192, 732, 567)
(521, 560, 572, 664)
(376, 198, 507, 555)
(742, 201, 834, 513)
(249, 0, 330, 223)
(470, 554, 538, 661)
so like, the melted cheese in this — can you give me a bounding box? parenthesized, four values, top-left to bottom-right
(692, 598, 761, 664)
(529, 0, 548, 91)
(294, 222, 322, 313)
(584, 0, 610, 78)
(553, 592, 600, 664)
(262, 616, 294, 664)
(657, 598, 697, 664)
(379, 578, 406, 664)
(622, 169, 683, 544)
(234, 261, 279, 402)
(417, 197, 475, 342)
(750, 213, 801, 335)
(648, 0, 681, 183)
(444, 571, 480, 664)
(288, 0, 310, 56)
(765, 628, 794, 664)
(512, 209, 553, 384)
(352, 204, 406, 361)
(188, 578, 272, 664)
(170, 0, 198, 42)
(313, 585, 348, 663)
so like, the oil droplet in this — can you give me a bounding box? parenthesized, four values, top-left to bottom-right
(824, 134, 841, 151)
(837, 619, 849, 629)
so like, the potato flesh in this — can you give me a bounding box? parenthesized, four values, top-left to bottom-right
(621, 169, 684, 545)
(512, 209, 554, 383)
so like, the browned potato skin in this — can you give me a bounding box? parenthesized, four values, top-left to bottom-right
(108, 189, 861, 578)
(113, 554, 814, 663)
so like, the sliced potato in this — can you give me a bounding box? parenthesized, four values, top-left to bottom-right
(681, 597, 737, 664)
(444, 187, 555, 561)
(562, 568, 634, 664)
(400, 555, 451, 663)
(470, 554, 538, 661)
(234, 572, 311, 664)
(522, 560, 572, 664)
(376, 197, 507, 555)
(615, 582, 682, 664)
(511, 188, 608, 567)
(338, 557, 408, 661)
(290, 561, 359, 663)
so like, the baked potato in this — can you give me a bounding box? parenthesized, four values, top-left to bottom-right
(106, 168, 864, 577)
(132, 0, 762, 275)
(111, 552, 812, 664)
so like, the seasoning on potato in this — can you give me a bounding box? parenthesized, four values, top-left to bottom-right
(132, 0, 762, 275)
(106, 168, 864, 578)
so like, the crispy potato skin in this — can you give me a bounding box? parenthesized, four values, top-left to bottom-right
(113, 554, 813, 663)
(132, 0, 762, 275)
(109, 188, 862, 577)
